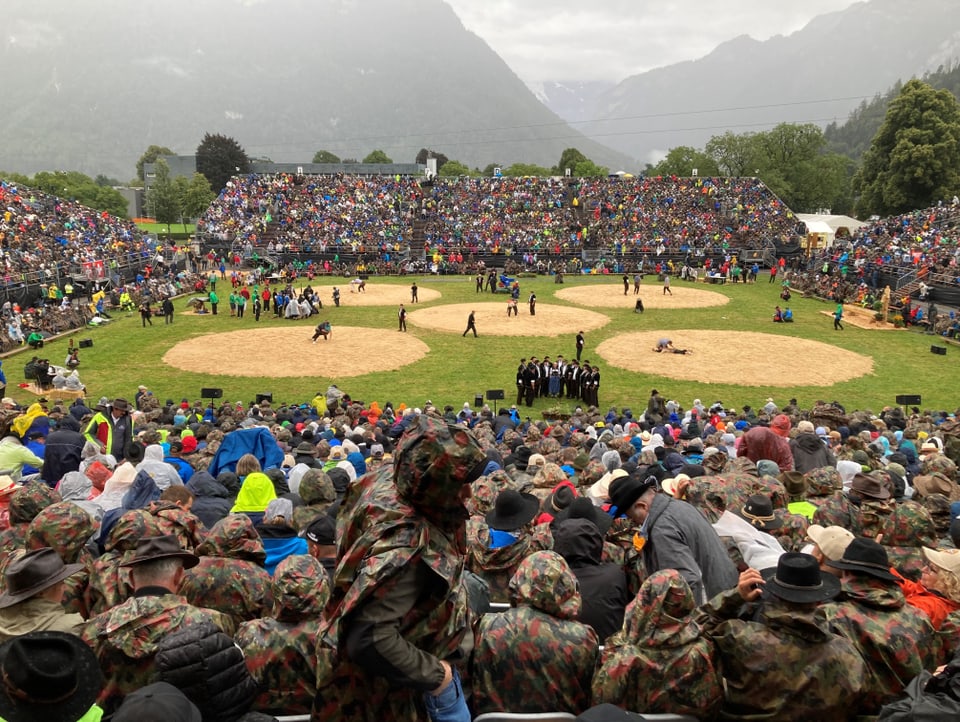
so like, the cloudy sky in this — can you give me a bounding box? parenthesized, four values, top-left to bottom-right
(445, 0, 860, 84)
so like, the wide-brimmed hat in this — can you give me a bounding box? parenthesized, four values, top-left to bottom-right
(0, 548, 85, 609)
(112, 398, 131, 412)
(485, 489, 540, 531)
(125, 441, 145, 464)
(120, 535, 199, 570)
(544, 485, 576, 515)
(328, 446, 347, 461)
(778, 470, 807, 497)
(295, 442, 318, 456)
(661, 473, 691, 498)
(761, 552, 841, 603)
(850, 472, 890, 500)
(608, 473, 658, 517)
(829, 537, 897, 582)
(737, 494, 783, 531)
(0, 631, 103, 722)
(912, 473, 954, 499)
(806, 524, 855, 562)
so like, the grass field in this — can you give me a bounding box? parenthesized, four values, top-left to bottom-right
(6, 274, 956, 413)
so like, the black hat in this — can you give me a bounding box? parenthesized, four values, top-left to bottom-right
(737, 494, 783, 531)
(512, 446, 533, 471)
(544, 485, 576, 516)
(828, 537, 898, 582)
(305, 515, 337, 546)
(120, 535, 199, 570)
(0, 548, 84, 609)
(125, 441, 145, 464)
(608, 473, 658, 517)
(112, 682, 202, 722)
(0, 631, 103, 722)
(553, 496, 613, 536)
(761, 552, 841, 603)
(485, 489, 540, 531)
(577, 702, 647, 721)
(295, 441, 318, 456)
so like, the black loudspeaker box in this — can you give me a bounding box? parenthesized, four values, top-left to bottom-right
(486, 389, 505, 401)
(78, 339, 93, 348)
(256, 393, 273, 404)
(931, 346, 947, 355)
(895, 394, 922, 405)
(201, 387, 223, 399)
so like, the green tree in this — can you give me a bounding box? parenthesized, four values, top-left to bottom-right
(651, 146, 719, 177)
(363, 149, 393, 164)
(415, 148, 449, 169)
(196, 133, 249, 194)
(94, 174, 121, 187)
(312, 150, 341, 164)
(706, 132, 761, 176)
(502, 163, 553, 177)
(482, 163, 502, 177)
(572, 159, 610, 177)
(146, 159, 180, 235)
(854, 79, 960, 216)
(555, 148, 588, 176)
(182, 173, 216, 220)
(135, 145, 175, 184)
(438, 160, 473, 177)
(30, 170, 128, 217)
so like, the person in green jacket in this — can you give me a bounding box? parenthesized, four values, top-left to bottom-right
(208, 289, 219, 315)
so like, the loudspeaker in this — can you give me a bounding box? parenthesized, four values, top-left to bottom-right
(486, 389, 505, 401)
(895, 394, 922, 405)
(474, 394, 484, 408)
(78, 339, 93, 348)
(256, 393, 273, 404)
(931, 346, 947, 356)
(201, 387, 223, 399)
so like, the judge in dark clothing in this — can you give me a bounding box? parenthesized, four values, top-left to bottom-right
(552, 517, 630, 643)
(40, 415, 86, 487)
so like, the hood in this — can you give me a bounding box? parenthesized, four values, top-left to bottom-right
(25, 501, 95, 563)
(298, 469, 336, 505)
(531, 462, 568, 489)
(552, 518, 603, 567)
(196, 514, 267, 564)
(9, 482, 61, 524)
(104, 509, 154, 553)
(122, 470, 161, 510)
(838, 574, 906, 611)
(346, 451, 366, 480)
(271, 554, 330, 622)
(612, 569, 700, 648)
(58, 415, 81, 432)
(265, 467, 290, 496)
(231, 472, 278, 513)
(58, 471, 93, 502)
(187, 471, 231, 499)
(508, 550, 581, 620)
(805, 466, 842, 497)
(216, 471, 241, 495)
(144, 444, 165, 462)
(326, 467, 350, 495)
(794, 433, 826, 452)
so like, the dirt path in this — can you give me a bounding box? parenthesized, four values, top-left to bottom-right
(408, 303, 610, 336)
(555, 283, 729, 309)
(596, 330, 874, 386)
(162, 326, 429, 378)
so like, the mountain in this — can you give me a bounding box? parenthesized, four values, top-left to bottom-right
(528, 80, 616, 124)
(580, 0, 960, 164)
(0, 0, 633, 181)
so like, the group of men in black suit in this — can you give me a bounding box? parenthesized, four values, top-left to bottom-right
(514, 355, 600, 407)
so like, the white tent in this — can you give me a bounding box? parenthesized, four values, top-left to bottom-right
(796, 213, 868, 247)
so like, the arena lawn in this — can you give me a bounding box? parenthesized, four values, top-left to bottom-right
(6, 274, 956, 413)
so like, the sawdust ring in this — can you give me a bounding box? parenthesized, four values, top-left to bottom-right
(306, 283, 440, 306)
(596, 330, 874, 387)
(162, 326, 429, 378)
(556, 283, 729, 309)
(408, 303, 610, 336)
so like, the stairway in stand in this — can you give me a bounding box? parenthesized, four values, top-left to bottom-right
(410, 218, 427, 260)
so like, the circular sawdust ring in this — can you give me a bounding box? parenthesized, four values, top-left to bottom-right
(596, 330, 873, 387)
(408, 303, 610, 337)
(556, 283, 729, 310)
(306, 283, 440, 306)
(162, 326, 429, 378)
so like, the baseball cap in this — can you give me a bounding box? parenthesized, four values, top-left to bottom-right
(305, 515, 337, 546)
(806, 524, 855, 562)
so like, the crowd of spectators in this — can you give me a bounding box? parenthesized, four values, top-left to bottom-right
(1, 386, 960, 718)
(201, 173, 801, 275)
(0, 180, 156, 286)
